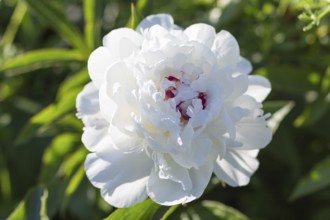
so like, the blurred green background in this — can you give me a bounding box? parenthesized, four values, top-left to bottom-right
(1, 0, 330, 219)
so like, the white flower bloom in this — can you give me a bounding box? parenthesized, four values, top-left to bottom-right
(76, 14, 272, 208)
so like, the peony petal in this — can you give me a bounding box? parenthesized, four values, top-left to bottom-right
(98, 83, 116, 123)
(83, 125, 143, 160)
(171, 135, 213, 169)
(245, 75, 271, 102)
(76, 82, 108, 128)
(147, 160, 213, 206)
(157, 154, 192, 191)
(214, 150, 259, 187)
(82, 126, 111, 152)
(76, 82, 99, 118)
(235, 117, 272, 150)
(212, 30, 240, 68)
(88, 47, 116, 88)
(108, 124, 142, 152)
(103, 28, 142, 60)
(137, 14, 180, 33)
(231, 77, 250, 104)
(232, 94, 261, 115)
(237, 57, 252, 75)
(184, 23, 216, 47)
(105, 61, 139, 131)
(85, 151, 153, 208)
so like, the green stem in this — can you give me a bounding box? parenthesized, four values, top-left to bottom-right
(318, 5, 330, 22)
(160, 204, 180, 220)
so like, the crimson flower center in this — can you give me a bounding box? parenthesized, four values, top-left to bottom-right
(164, 75, 207, 121)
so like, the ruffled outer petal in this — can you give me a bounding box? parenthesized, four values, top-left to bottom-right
(82, 126, 111, 152)
(85, 150, 153, 208)
(212, 30, 240, 68)
(184, 24, 216, 47)
(237, 57, 252, 75)
(88, 47, 116, 88)
(171, 134, 213, 169)
(245, 75, 271, 102)
(77, 82, 112, 153)
(235, 117, 272, 150)
(213, 150, 259, 187)
(76, 82, 100, 122)
(102, 28, 143, 60)
(105, 61, 139, 131)
(136, 14, 180, 33)
(157, 154, 193, 192)
(228, 93, 272, 151)
(147, 159, 213, 206)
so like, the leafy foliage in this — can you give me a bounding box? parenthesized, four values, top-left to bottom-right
(104, 199, 161, 220)
(1, 0, 330, 219)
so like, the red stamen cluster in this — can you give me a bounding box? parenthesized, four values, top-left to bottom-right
(198, 93, 207, 108)
(165, 87, 176, 98)
(164, 75, 207, 121)
(166, 76, 179, 82)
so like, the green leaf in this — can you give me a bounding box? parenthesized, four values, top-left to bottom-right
(57, 68, 90, 99)
(290, 156, 330, 201)
(83, 0, 96, 50)
(39, 133, 80, 183)
(321, 66, 330, 94)
(16, 85, 82, 144)
(64, 164, 85, 197)
(59, 147, 87, 178)
(54, 113, 84, 133)
(0, 49, 85, 76)
(264, 101, 295, 133)
(41, 147, 87, 218)
(25, 0, 88, 53)
(136, 0, 151, 13)
(63, 164, 85, 209)
(0, 0, 28, 47)
(293, 67, 330, 127)
(15, 68, 87, 144)
(294, 97, 330, 127)
(7, 186, 49, 220)
(0, 151, 11, 201)
(168, 200, 249, 220)
(256, 66, 318, 95)
(104, 199, 161, 220)
(126, 3, 140, 29)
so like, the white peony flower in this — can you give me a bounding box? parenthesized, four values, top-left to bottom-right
(76, 14, 272, 208)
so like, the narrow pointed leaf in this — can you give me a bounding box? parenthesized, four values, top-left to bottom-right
(15, 68, 87, 144)
(264, 101, 295, 133)
(25, 0, 88, 53)
(0, 152, 11, 201)
(63, 164, 85, 209)
(39, 133, 80, 183)
(83, 0, 96, 50)
(16, 86, 81, 144)
(104, 199, 161, 220)
(57, 67, 90, 98)
(0, 49, 85, 75)
(169, 200, 249, 220)
(7, 186, 49, 220)
(294, 98, 330, 127)
(126, 3, 140, 29)
(290, 156, 330, 201)
(0, 0, 27, 47)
